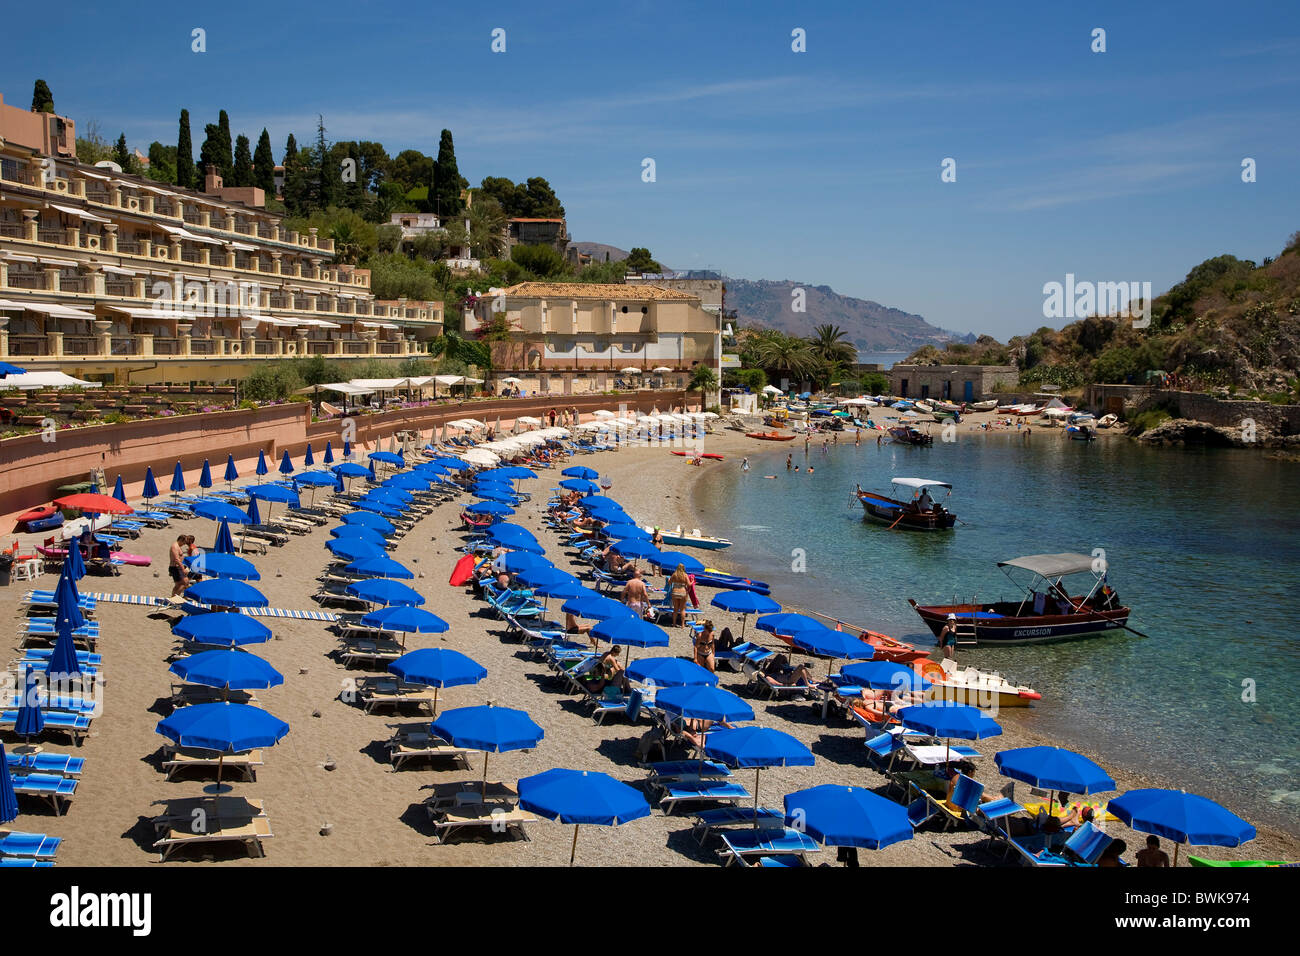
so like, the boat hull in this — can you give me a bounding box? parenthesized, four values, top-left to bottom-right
(693, 571, 770, 594)
(888, 427, 932, 446)
(746, 432, 796, 441)
(910, 599, 1130, 645)
(857, 492, 955, 530)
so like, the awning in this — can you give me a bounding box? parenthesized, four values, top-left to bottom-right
(0, 371, 102, 390)
(350, 378, 409, 389)
(295, 382, 376, 397)
(0, 253, 38, 263)
(39, 257, 79, 268)
(0, 298, 33, 311)
(101, 265, 137, 276)
(433, 375, 464, 385)
(997, 553, 1099, 578)
(227, 241, 258, 252)
(20, 302, 98, 320)
(890, 478, 953, 490)
(159, 224, 223, 245)
(49, 202, 112, 223)
(357, 321, 399, 330)
(298, 318, 341, 329)
(76, 168, 112, 181)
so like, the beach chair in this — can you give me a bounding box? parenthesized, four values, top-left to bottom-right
(717, 827, 820, 867)
(162, 746, 264, 782)
(387, 725, 479, 770)
(20, 590, 97, 614)
(338, 638, 405, 670)
(153, 815, 274, 861)
(429, 802, 536, 845)
(690, 806, 785, 844)
(658, 779, 752, 814)
(0, 709, 91, 745)
(906, 782, 941, 831)
(591, 687, 643, 726)
(0, 831, 62, 861)
(715, 641, 773, 671)
(5, 752, 85, 777)
(12, 773, 78, 814)
(1006, 821, 1109, 867)
(911, 773, 985, 831)
(149, 796, 266, 832)
(356, 678, 438, 715)
(423, 780, 520, 811)
(169, 684, 258, 707)
(744, 661, 816, 700)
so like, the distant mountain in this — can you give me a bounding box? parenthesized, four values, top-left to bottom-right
(569, 242, 970, 352)
(722, 279, 972, 353)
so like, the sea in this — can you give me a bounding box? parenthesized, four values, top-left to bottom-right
(694, 429, 1300, 835)
(857, 351, 909, 370)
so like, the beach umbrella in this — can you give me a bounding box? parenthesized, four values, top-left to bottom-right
(356, 499, 404, 518)
(755, 612, 826, 637)
(330, 526, 389, 545)
(346, 555, 414, 579)
(560, 593, 635, 622)
(898, 702, 1002, 766)
(783, 784, 913, 851)
(341, 511, 395, 533)
(386, 472, 431, 491)
(589, 616, 670, 663)
(246, 483, 299, 525)
(431, 705, 544, 799)
(466, 501, 514, 517)
(170, 650, 284, 697)
(497, 551, 551, 574)
(63, 543, 85, 582)
(187, 551, 259, 581)
(0, 740, 18, 825)
(199, 459, 213, 490)
(141, 466, 159, 503)
(530, 574, 587, 600)
(53, 492, 133, 516)
(245, 495, 261, 527)
(224, 454, 239, 488)
(323, 441, 335, 465)
(514, 565, 582, 593)
(343, 440, 352, 459)
(429, 456, 470, 471)
(710, 589, 780, 642)
(333, 462, 370, 479)
(111, 475, 126, 504)
(559, 478, 600, 494)
(841, 660, 931, 692)
(361, 606, 449, 646)
(600, 523, 647, 540)
(648, 551, 705, 575)
(346, 578, 424, 606)
(170, 461, 186, 499)
(278, 450, 294, 475)
(293, 469, 339, 507)
(12, 668, 46, 750)
(155, 702, 289, 792)
(371, 451, 405, 466)
(705, 727, 814, 827)
(193, 500, 253, 525)
(655, 685, 754, 724)
(579, 496, 624, 510)
(389, 648, 486, 714)
(562, 466, 599, 480)
(303, 444, 315, 467)
(0, 360, 25, 375)
(173, 613, 272, 648)
(608, 539, 659, 560)
(482, 466, 536, 481)
(1109, 790, 1256, 866)
(211, 519, 237, 555)
(185, 578, 268, 609)
(487, 525, 543, 552)
(625, 657, 718, 688)
(518, 768, 650, 866)
(583, 503, 627, 522)
(255, 450, 269, 476)
(371, 485, 414, 503)
(49, 571, 85, 681)
(994, 748, 1116, 809)
(788, 627, 874, 669)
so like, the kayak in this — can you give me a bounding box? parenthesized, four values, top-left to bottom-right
(746, 432, 796, 441)
(24, 512, 65, 532)
(36, 545, 151, 566)
(1188, 856, 1294, 867)
(694, 570, 771, 595)
(701, 453, 724, 460)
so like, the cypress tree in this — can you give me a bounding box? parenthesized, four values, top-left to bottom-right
(176, 109, 195, 189)
(432, 129, 462, 218)
(113, 133, 132, 171)
(217, 110, 233, 180)
(314, 115, 334, 210)
(232, 134, 253, 186)
(31, 79, 54, 113)
(282, 133, 309, 215)
(253, 129, 275, 193)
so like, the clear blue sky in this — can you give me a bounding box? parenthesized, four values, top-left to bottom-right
(4, 0, 1298, 339)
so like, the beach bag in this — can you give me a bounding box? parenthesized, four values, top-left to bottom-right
(448, 553, 476, 587)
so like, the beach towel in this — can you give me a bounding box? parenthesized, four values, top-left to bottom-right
(686, 574, 699, 609)
(449, 553, 476, 587)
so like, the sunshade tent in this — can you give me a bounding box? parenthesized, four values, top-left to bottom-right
(518, 768, 650, 866)
(155, 702, 290, 791)
(430, 705, 544, 799)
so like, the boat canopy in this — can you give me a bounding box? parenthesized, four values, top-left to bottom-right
(997, 553, 1098, 578)
(891, 478, 952, 490)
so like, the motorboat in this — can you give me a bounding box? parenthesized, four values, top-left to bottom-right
(642, 525, 732, 550)
(888, 425, 932, 446)
(920, 658, 1042, 709)
(856, 478, 956, 530)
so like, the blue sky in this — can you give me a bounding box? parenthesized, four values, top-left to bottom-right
(4, 0, 1298, 339)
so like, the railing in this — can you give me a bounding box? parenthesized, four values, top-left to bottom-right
(85, 187, 111, 204)
(37, 229, 67, 244)
(377, 342, 400, 354)
(7, 334, 45, 355)
(105, 280, 133, 297)
(155, 204, 175, 218)
(181, 250, 203, 264)
(6, 273, 43, 289)
(111, 337, 136, 355)
(183, 212, 203, 225)
(117, 241, 140, 254)
(307, 340, 333, 354)
(190, 339, 215, 355)
(64, 336, 98, 355)
(58, 276, 89, 293)
(254, 340, 275, 354)
(0, 223, 23, 237)
(154, 337, 179, 355)
(343, 340, 368, 354)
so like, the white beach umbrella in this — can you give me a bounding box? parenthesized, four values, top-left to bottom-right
(652, 366, 673, 374)
(592, 410, 616, 419)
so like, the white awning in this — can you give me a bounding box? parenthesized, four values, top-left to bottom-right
(0, 298, 33, 310)
(298, 318, 341, 329)
(0, 371, 102, 390)
(49, 202, 111, 223)
(357, 321, 398, 330)
(39, 257, 79, 268)
(433, 375, 464, 385)
(159, 224, 223, 245)
(295, 382, 375, 397)
(227, 241, 258, 252)
(101, 265, 137, 276)
(21, 302, 98, 320)
(350, 378, 410, 390)
(108, 306, 200, 321)
(77, 169, 113, 181)
(0, 253, 38, 263)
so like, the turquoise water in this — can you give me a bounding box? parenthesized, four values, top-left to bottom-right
(696, 431, 1300, 834)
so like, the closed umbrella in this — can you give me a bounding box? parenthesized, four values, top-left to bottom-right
(224, 454, 239, 489)
(0, 740, 18, 825)
(12, 668, 46, 752)
(49, 570, 85, 681)
(518, 768, 650, 866)
(278, 450, 294, 475)
(303, 444, 315, 467)
(323, 441, 335, 465)
(199, 459, 213, 490)
(212, 519, 237, 555)
(141, 466, 159, 504)
(63, 542, 85, 583)
(170, 461, 186, 500)
(111, 475, 127, 504)
(255, 450, 269, 476)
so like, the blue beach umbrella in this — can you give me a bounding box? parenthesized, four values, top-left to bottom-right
(211, 519, 237, 555)
(466, 500, 514, 517)
(994, 747, 1116, 800)
(185, 579, 269, 609)
(329, 525, 388, 545)
(187, 551, 259, 581)
(648, 551, 705, 574)
(245, 496, 262, 526)
(755, 612, 826, 637)
(278, 450, 294, 475)
(710, 589, 780, 642)
(497, 551, 551, 574)
(193, 500, 253, 525)
(341, 511, 394, 533)
(655, 685, 754, 724)
(224, 455, 239, 487)
(170, 650, 283, 693)
(323, 441, 335, 464)
(173, 613, 272, 648)
(1109, 790, 1256, 865)
(389, 648, 486, 714)
(609, 539, 659, 560)
(789, 627, 874, 663)
(561, 593, 635, 622)
(294, 470, 339, 487)
(361, 606, 449, 641)
(841, 660, 931, 692)
(255, 450, 269, 476)
(518, 768, 650, 865)
(246, 484, 298, 524)
(346, 578, 424, 606)
(0, 740, 18, 825)
(560, 478, 600, 494)
(580, 496, 621, 509)
(355, 499, 404, 518)
(431, 705, 545, 799)
(49, 572, 85, 681)
(705, 727, 814, 825)
(386, 472, 431, 491)
(472, 488, 517, 505)
(0, 360, 25, 376)
(600, 523, 648, 540)
(170, 461, 186, 497)
(562, 466, 599, 480)
(333, 462, 371, 479)
(141, 466, 159, 502)
(13, 668, 46, 747)
(531, 575, 587, 600)
(487, 525, 542, 550)
(346, 555, 414, 579)
(199, 459, 213, 490)
(111, 475, 126, 504)
(303, 444, 315, 467)
(370, 451, 405, 466)
(625, 657, 718, 688)
(514, 566, 581, 593)
(897, 703, 1002, 741)
(783, 784, 913, 851)
(63, 543, 85, 583)
(155, 702, 289, 790)
(589, 617, 670, 654)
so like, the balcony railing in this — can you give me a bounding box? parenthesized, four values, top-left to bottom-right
(0, 223, 23, 237)
(7, 334, 45, 355)
(58, 276, 90, 293)
(154, 337, 179, 355)
(64, 336, 98, 355)
(6, 273, 42, 289)
(190, 339, 216, 355)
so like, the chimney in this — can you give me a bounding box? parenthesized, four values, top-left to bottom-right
(204, 164, 223, 193)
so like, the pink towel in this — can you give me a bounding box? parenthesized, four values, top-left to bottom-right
(686, 575, 699, 609)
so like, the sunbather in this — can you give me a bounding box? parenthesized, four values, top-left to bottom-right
(622, 568, 649, 618)
(694, 621, 717, 673)
(565, 612, 595, 645)
(583, 647, 629, 696)
(680, 718, 732, 750)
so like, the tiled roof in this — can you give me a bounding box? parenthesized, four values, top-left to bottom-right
(499, 282, 699, 301)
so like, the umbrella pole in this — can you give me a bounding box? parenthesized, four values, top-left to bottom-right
(754, 769, 761, 828)
(482, 752, 489, 800)
(1174, 842, 1180, 867)
(433, 686, 439, 716)
(570, 824, 580, 866)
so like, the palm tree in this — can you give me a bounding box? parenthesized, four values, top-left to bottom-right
(753, 331, 819, 384)
(689, 365, 719, 410)
(329, 221, 362, 264)
(468, 196, 507, 259)
(808, 324, 856, 365)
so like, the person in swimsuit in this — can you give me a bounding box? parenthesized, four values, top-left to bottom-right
(939, 613, 959, 659)
(168, 535, 190, 598)
(1135, 836, 1170, 867)
(668, 564, 690, 628)
(694, 620, 717, 672)
(622, 568, 649, 618)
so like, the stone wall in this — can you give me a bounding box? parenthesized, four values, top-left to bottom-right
(1138, 390, 1299, 437)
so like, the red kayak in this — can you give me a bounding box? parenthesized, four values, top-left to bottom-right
(701, 453, 725, 460)
(746, 432, 797, 441)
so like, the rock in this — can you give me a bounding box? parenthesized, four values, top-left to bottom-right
(320, 823, 333, 836)
(312, 709, 322, 718)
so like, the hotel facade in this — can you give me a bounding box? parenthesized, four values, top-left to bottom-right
(465, 281, 722, 398)
(0, 93, 442, 385)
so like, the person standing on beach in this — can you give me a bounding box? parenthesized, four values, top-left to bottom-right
(668, 564, 690, 627)
(786, 454, 793, 471)
(939, 613, 959, 659)
(168, 535, 190, 599)
(804, 435, 810, 456)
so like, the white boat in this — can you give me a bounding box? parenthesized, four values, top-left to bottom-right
(642, 525, 732, 550)
(971, 400, 998, 411)
(1097, 413, 1119, 428)
(914, 402, 933, 414)
(920, 658, 1042, 709)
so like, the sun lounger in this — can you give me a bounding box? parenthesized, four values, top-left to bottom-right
(0, 709, 91, 745)
(658, 780, 752, 814)
(153, 815, 274, 861)
(162, 746, 264, 782)
(0, 831, 62, 860)
(743, 661, 816, 699)
(423, 780, 520, 811)
(12, 773, 77, 814)
(715, 641, 774, 671)
(5, 752, 85, 777)
(169, 684, 258, 707)
(150, 796, 266, 831)
(387, 726, 479, 769)
(1006, 821, 1113, 867)
(1, 693, 98, 716)
(20, 590, 97, 614)
(691, 806, 785, 843)
(339, 638, 405, 669)
(429, 801, 536, 845)
(718, 827, 820, 866)
(356, 678, 438, 715)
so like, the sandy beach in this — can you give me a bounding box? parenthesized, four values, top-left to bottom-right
(3, 413, 1294, 866)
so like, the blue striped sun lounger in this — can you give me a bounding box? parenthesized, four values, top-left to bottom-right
(691, 806, 785, 843)
(0, 710, 92, 743)
(718, 827, 820, 866)
(243, 607, 339, 622)
(0, 831, 62, 860)
(22, 591, 97, 612)
(0, 858, 56, 867)
(18, 648, 103, 665)
(658, 780, 752, 814)
(2, 695, 98, 716)
(12, 773, 78, 814)
(5, 752, 85, 777)
(83, 592, 168, 607)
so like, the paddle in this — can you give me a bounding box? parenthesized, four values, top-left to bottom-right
(1072, 605, 1151, 640)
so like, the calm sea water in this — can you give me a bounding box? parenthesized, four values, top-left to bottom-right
(697, 430, 1300, 835)
(857, 351, 909, 370)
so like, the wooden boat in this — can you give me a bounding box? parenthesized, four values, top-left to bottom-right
(909, 552, 1131, 646)
(1066, 425, 1096, 441)
(888, 425, 932, 446)
(642, 526, 732, 550)
(856, 478, 956, 530)
(746, 431, 796, 441)
(919, 658, 1041, 709)
(1096, 414, 1119, 429)
(913, 402, 933, 414)
(858, 629, 929, 664)
(932, 409, 960, 423)
(971, 400, 998, 412)
(933, 401, 962, 414)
